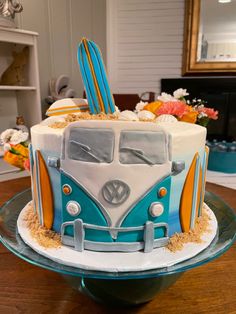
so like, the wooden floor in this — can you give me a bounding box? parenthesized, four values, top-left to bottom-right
(0, 177, 235, 314)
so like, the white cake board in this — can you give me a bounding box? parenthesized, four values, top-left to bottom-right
(17, 203, 218, 273)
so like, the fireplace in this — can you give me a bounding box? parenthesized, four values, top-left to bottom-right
(161, 78, 236, 142)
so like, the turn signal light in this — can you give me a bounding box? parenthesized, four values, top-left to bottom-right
(63, 184, 72, 195)
(158, 187, 167, 198)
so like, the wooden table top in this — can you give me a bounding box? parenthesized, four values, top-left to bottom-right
(0, 177, 235, 314)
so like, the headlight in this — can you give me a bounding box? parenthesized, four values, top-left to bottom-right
(66, 201, 81, 216)
(149, 202, 164, 217)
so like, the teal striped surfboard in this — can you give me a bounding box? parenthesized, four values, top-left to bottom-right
(77, 38, 115, 114)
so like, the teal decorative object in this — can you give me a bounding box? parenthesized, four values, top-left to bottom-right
(207, 141, 236, 173)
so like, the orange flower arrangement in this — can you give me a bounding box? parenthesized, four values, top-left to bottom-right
(136, 89, 218, 126)
(180, 105, 198, 124)
(156, 101, 188, 118)
(0, 129, 30, 170)
(143, 101, 163, 114)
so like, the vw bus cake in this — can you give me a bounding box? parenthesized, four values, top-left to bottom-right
(16, 38, 215, 260)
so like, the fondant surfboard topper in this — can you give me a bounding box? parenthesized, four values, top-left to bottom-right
(46, 98, 89, 117)
(35, 150, 54, 229)
(180, 152, 202, 232)
(77, 37, 115, 114)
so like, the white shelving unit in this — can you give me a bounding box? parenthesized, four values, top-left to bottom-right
(0, 27, 41, 181)
(0, 27, 42, 129)
(0, 85, 36, 90)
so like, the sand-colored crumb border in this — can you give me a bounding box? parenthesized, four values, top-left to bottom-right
(167, 205, 211, 252)
(23, 202, 61, 249)
(49, 112, 156, 128)
(50, 112, 118, 128)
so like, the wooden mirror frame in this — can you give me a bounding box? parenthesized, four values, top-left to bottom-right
(182, 0, 236, 75)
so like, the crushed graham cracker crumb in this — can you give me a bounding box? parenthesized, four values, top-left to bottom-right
(167, 206, 211, 252)
(50, 121, 68, 129)
(49, 112, 157, 128)
(66, 112, 118, 122)
(24, 203, 61, 249)
(50, 112, 118, 128)
(139, 118, 155, 122)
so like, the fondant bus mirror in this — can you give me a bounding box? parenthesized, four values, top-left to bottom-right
(172, 161, 185, 175)
(47, 156, 60, 169)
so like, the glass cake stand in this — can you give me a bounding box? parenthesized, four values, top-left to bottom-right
(0, 189, 235, 306)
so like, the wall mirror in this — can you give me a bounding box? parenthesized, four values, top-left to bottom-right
(183, 0, 236, 75)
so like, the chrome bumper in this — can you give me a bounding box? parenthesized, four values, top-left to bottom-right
(61, 220, 169, 253)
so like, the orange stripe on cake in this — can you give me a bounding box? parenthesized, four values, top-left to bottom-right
(47, 104, 88, 112)
(47, 108, 89, 116)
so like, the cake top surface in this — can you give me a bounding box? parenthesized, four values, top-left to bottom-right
(32, 112, 206, 138)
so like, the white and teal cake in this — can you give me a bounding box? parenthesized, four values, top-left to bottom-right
(16, 38, 217, 271)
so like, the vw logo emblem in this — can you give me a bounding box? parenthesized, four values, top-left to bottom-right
(102, 180, 130, 205)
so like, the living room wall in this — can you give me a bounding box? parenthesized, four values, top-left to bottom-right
(107, 0, 185, 95)
(15, 0, 107, 106)
(13, 0, 185, 109)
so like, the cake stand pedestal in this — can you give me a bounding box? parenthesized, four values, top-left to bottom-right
(0, 189, 235, 306)
(62, 273, 183, 305)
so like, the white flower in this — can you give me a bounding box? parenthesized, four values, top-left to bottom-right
(3, 143, 11, 152)
(135, 101, 148, 112)
(198, 112, 208, 119)
(173, 88, 189, 99)
(9, 130, 29, 145)
(157, 92, 176, 102)
(0, 129, 15, 144)
(194, 104, 204, 110)
(115, 105, 120, 113)
(112, 105, 121, 117)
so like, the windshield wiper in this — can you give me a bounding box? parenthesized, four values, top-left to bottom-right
(120, 147, 155, 165)
(70, 140, 102, 162)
